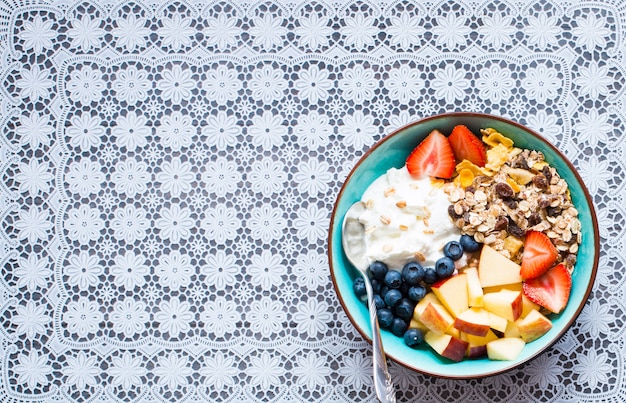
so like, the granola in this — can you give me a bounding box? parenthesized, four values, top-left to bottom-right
(443, 129, 582, 270)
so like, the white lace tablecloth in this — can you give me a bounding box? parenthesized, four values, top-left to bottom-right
(0, 0, 624, 401)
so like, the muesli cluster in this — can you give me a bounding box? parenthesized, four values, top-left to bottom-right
(443, 129, 582, 270)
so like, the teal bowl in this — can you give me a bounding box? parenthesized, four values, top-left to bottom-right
(328, 112, 599, 378)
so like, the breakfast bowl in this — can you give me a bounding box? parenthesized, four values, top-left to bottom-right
(328, 112, 599, 378)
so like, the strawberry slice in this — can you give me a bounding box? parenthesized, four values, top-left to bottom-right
(520, 231, 559, 280)
(523, 263, 572, 313)
(448, 125, 487, 167)
(406, 130, 455, 179)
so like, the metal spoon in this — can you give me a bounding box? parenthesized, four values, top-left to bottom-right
(342, 201, 397, 403)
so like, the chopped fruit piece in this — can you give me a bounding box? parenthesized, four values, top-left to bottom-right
(482, 282, 522, 294)
(464, 267, 484, 307)
(448, 125, 487, 167)
(523, 263, 572, 314)
(463, 329, 499, 346)
(487, 337, 526, 361)
(520, 231, 559, 280)
(515, 310, 553, 342)
(466, 344, 487, 358)
(431, 274, 469, 317)
(413, 292, 441, 319)
(425, 332, 469, 362)
(409, 317, 430, 334)
(464, 330, 500, 358)
(504, 321, 521, 338)
(419, 302, 455, 335)
(505, 167, 535, 185)
(478, 245, 523, 288)
(406, 130, 456, 179)
(454, 307, 491, 337)
(487, 312, 508, 335)
(503, 235, 524, 257)
(521, 294, 541, 318)
(483, 289, 523, 322)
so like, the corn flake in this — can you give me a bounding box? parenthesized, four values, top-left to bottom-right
(459, 169, 474, 188)
(485, 144, 510, 171)
(481, 128, 515, 148)
(456, 159, 490, 176)
(506, 176, 520, 193)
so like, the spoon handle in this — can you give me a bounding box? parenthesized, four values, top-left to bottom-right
(364, 274, 397, 403)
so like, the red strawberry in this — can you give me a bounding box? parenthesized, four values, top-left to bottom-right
(523, 263, 572, 313)
(520, 231, 559, 280)
(448, 125, 487, 167)
(406, 130, 456, 179)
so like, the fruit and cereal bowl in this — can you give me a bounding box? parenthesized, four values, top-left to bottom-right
(328, 112, 599, 378)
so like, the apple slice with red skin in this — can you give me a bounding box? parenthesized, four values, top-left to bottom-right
(425, 331, 470, 362)
(454, 307, 491, 337)
(431, 273, 468, 318)
(515, 310, 553, 342)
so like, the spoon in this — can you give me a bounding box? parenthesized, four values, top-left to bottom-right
(342, 201, 397, 403)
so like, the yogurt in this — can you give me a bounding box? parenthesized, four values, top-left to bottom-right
(358, 166, 461, 270)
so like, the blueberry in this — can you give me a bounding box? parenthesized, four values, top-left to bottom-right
(377, 308, 394, 329)
(443, 241, 464, 260)
(379, 285, 389, 300)
(353, 276, 367, 297)
(398, 281, 409, 297)
(402, 261, 424, 286)
(384, 289, 403, 308)
(423, 267, 438, 284)
(395, 298, 415, 321)
(403, 328, 425, 348)
(373, 295, 385, 310)
(370, 278, 381, 295)
(369, 261, 389, 281)
(460, 234, 481, 253)
(435, 256, 455, 279)
(408, 285, 427, 302)
(384, 270, 402, 289)
(390, 318, 408, 337)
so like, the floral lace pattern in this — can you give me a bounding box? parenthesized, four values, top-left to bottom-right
(1, 0, 625, 401)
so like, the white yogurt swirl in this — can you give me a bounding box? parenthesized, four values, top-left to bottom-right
(358, 166, 461, 270)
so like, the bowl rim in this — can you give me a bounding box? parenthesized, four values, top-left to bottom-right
(327, 111, 600, 378)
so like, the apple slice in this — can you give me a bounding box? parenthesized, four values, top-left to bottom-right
(467, 344, 488, 359)
(419, 302, 455, 335)
(504, 321, 521, 338)
(483, 289, 523, 322)
(413, 292, 441, 319)
(465, 330, 501, 359)
(515, 310, 553, 342)
(488, 312, 508, 336)
(464, 267, 484, 307)
(409, 317, 430, 334)
(487, 337, 526, 361)
(425, 331, 469, 362)
(478, 245, 522, 288)
(431, 273, 468, 317)
(454, 307, 491, 337)
(482, 282, 523, 294)
(521, 294, 541, 318)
